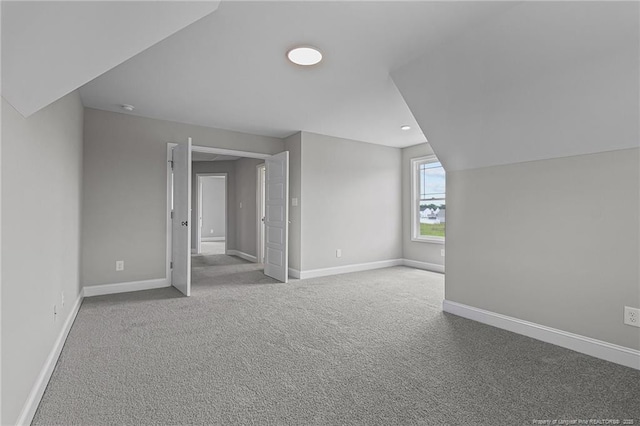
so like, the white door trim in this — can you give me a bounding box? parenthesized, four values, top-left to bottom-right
(192, 145, 271, 159)
(195, 173, 227, 255)
(256, 163, 266, 264)
(166, 143, 176, 283)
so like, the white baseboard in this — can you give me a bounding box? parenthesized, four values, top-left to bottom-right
(16, 290, 84, 426)
(299, 259, 404, 280)
(403, 259, 444, 273)
(288, 268, 301, 279)
(83, 278, 170, 297)
(443, 300, 640, 371)
(202, 237, 225, 242)
(226, 250, 257, 263)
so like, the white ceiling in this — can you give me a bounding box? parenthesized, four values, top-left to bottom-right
(1, 0, 219, 117)
(393, 1, 639, 170)
(79, 1, 514, 148)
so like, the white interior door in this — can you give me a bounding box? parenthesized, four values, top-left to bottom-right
(171, 137, 192, 296)
(197, 178, 203, 254)
(264, 151, 289, 283)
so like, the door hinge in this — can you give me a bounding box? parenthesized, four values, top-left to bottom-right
(171, 211, 174, 219)
(168, 160, 174, 170)
(170, 261, 173, 269)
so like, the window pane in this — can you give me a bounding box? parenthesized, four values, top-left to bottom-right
(419, 162, 445, 198)
(419, 201, 445, 238)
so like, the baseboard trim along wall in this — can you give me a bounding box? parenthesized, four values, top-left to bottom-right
(202, 237, 225, 242)
(226, 250, 257, 263)
(16, 291, 84, 426)
(443, 299, 640, 371)
(402, 259, 444, 273)
(288, 268, 301, 279)
(299, 259, 405, 280)
(83, 278, 170, 297)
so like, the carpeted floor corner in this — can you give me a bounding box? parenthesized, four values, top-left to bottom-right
(32, 255, 640, 425)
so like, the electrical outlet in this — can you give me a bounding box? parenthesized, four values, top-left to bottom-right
(336, 249, 342, 258)
(116, 260, 124, 271)
(441, 249, 445, 257)
(624, 306, 640, 327)
(292, 197, 298, 206)
(61, 292, 65, 307)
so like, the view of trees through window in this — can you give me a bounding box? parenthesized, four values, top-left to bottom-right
(418, 161, 445, 238)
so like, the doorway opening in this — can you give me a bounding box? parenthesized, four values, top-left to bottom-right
(196, 174, 227, 255)
(168, 142, 289, 296)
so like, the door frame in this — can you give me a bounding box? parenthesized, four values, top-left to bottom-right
(166, 144, 272, 276)
(195, 173, 227, 255)
(256, 164, 266, 263)
(166, 143, 177, 283)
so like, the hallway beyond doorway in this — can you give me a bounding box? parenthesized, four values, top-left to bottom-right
(199, 241, 225, 255)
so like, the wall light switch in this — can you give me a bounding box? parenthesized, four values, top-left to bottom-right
(441, 249, 445, 257)
(116, 260, 124, 271)
(239, 202, 243, 209)
(336, 249, 342, 258)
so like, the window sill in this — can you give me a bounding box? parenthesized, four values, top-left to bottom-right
(411, 237, 445, 244)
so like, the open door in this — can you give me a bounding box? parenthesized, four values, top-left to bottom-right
(171, 137, 192, 295)
(264, 151, 289, 283)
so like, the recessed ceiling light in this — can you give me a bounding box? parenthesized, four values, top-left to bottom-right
(287, 46, 323, 66)
(401, 125, 411, 131)
(121, 104, 135, 112)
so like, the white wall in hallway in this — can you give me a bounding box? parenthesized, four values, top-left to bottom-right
(200, 176, 226, 240)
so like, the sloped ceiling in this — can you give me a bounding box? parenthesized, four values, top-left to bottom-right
(1, 0, 219, 117)
(392, 1, 639, 171)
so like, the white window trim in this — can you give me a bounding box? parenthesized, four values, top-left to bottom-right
(411, 155, 445, 244)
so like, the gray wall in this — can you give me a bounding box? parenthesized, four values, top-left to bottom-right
(201, 176, 226, 239)
(234, 157, 264, 257)
(1, 92, 84, 425)
(284, 132, 302, 271)
(191, 161, 235, 249)
(82, 108, 283, 287)
(300, 132, 402, 271)
(446, 148, 640, 350)
(402, 143, 445, 268)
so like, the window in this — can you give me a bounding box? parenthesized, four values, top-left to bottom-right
(411, 156, 445, 242)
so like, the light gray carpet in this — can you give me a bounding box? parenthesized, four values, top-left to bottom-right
(33, 256, 640, 425)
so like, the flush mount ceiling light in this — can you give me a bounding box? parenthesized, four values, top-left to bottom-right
(287, 46, 323, 66)
(121, 104, 135, 112)
(400, 125, 411, 131)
